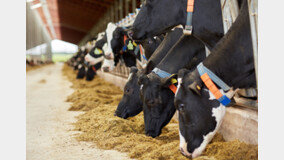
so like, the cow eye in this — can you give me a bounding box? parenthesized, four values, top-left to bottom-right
(178, 103, 185, 112)
(147, 100, 155, 106)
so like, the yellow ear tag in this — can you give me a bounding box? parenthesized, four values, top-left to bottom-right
(133, 41, 137, 47)
(127, 41, 134, 50)
(197, 85, 201, 90)
(171, 78, 178, 84)
(94, 48, 102, 55)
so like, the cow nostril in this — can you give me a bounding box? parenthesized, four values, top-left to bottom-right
(180, 148, 192, 158)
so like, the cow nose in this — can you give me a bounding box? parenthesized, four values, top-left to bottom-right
(180, 148, 192, 158)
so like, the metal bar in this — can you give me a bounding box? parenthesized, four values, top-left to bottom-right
(248, 0, 258, 86)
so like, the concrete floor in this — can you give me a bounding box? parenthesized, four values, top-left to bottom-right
(26, 63, 132, 160)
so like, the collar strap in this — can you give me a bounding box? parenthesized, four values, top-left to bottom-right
(197, 63, 230, 91)
(152, 68, 172, 78)
(152, 68, 177, 93)
(92, 66, 96, 72)
(184, 0, 194, 35)
(123, 35, 127, 44)
(197, 63, 231, 106)
(139, 45, 147, 61)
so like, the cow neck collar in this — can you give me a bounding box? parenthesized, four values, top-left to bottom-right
(197, 62, 231, 106)
(152, 67, 178, 94)
(92, 66, 96, 72)
(183, 0, 195, 35)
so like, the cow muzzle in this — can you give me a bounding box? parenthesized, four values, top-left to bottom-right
(180, 148, 192, 158)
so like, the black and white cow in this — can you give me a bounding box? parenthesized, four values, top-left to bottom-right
(85, 62, 102, 81)
(124, 35, 163, 62)
(85, 32, 106, 65)
(174, 1, 255, 158)
(115, 28, 184, 119)
(103, 23, 163, 71)
(130, 0, 224, 50)
(138, 35, 206, 138)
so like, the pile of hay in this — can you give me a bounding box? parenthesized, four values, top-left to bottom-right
(63, 64, 258, 160)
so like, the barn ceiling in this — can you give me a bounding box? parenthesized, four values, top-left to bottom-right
(32, 0, 117, 44)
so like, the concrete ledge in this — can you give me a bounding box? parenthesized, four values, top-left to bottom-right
(219, 106, 258, 144)
(97, 71, 258, 145)
(97, 71, 127, 90)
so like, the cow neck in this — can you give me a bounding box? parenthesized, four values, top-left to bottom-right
(182, 0, 224, 50)
(197, 63, 231, 106)
(156, 35, 204, 75)
(201, 1, 255, 89)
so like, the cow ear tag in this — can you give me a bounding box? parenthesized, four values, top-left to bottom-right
(127, 41, 134, 50)
(94, 48, 102, 55)
(196, 85, 201, 90)
(133, 41, 137, 47)
(122, 45, 127, 52)
(171, 78, 178, 84)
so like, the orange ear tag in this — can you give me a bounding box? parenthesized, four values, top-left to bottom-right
(169, 84, 177, 94)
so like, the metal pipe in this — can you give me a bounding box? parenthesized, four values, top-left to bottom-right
(248, 0, 258, 86)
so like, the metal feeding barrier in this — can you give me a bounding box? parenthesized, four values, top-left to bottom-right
(220, 0, 258, 109)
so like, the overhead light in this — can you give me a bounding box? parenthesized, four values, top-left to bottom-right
(30, 3, 42, 9)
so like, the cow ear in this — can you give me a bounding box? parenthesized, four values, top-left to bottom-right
(177, 68, 189, 79)
(138, 74, 149, 85)
(161, 74, 178, 87)
(188, 81, 202, 96)
(130, 66, 138, 74)
(145, 60, 155, 74)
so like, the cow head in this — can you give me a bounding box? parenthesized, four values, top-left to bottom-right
(138, 72, 176, 138)
(85, 46, 104, 65)
(174, 68, 237, 158)
(111, 27, 127, 56)
(131, 0, 186, 40)
(115, 67, 143, 119)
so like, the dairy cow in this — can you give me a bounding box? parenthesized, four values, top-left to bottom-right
(138, 35, 206, 138)
(174, 1, 255, 158)
(115, 28, 183, 119)
(130, 0, 224, 50)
